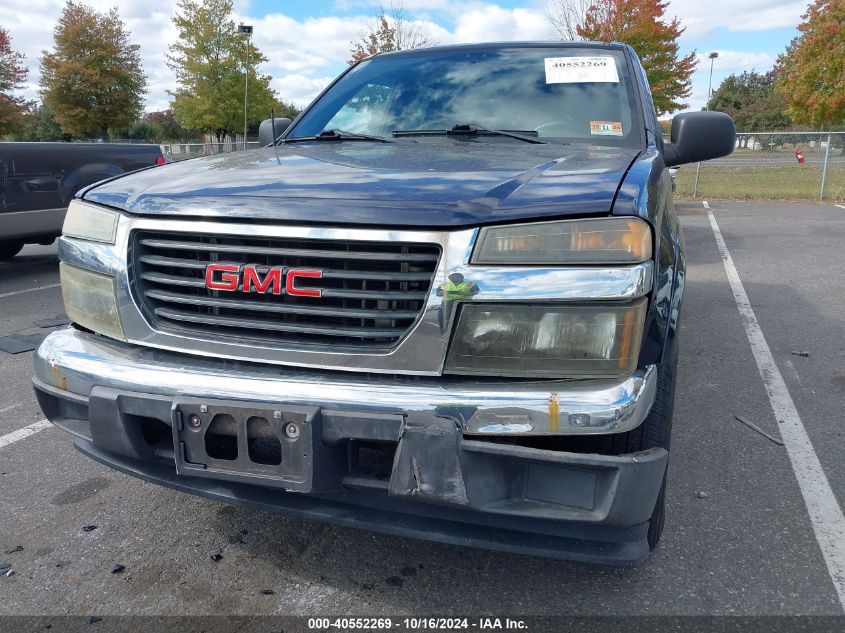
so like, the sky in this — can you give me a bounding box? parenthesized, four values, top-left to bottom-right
(2, 0, 812, 116)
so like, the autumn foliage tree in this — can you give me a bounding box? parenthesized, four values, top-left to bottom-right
(168, 0, 279, 143)
(40, 2, 146, 138)
(576, 0, 697, 114)
(775, 0, 845, 128)
(0, 27, 29, 136)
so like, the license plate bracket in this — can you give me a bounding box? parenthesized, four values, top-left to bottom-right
(172, 397, 319, 492)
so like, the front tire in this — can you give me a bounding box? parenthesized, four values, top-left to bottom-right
(0, 240, 24, 260)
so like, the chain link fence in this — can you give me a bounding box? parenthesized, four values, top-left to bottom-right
(73, 137, 262, 161)
(673, 132, 845, 202)
(162, 141, 262, 161)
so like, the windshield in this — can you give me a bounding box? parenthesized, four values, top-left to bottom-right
(289, 46, 642, 146)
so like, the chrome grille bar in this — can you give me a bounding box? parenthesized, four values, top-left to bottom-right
(145, 289, 420, 319)
(138, 238, 440, 262)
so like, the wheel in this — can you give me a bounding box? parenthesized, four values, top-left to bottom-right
(0, 240, 24, 260)
(609, 345, 678, 550)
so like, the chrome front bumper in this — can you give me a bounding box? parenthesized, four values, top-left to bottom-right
(34, 328, 656, 436)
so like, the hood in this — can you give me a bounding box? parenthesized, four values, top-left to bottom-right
(83, 140, 639, 228)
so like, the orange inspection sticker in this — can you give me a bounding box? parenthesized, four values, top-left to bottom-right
(591, 121, 623, 136)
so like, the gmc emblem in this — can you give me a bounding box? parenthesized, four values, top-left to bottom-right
(204, 264, 323, 297)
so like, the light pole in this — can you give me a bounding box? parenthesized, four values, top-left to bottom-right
(694, 52, 719, 197)
(706, 51, 719, 110)
(238, 24, 253, 150)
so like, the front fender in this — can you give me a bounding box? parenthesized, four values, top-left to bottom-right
(612, 148, 683, 367)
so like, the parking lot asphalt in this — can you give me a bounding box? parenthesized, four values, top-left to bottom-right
(0, 201, 843, 618)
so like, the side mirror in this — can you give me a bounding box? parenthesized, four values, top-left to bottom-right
(258, 117, 292, 146)
(664, 112, 735, 167)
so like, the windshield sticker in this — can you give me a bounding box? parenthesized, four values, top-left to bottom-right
(544, 56, 619, 84)
(590, 121, 623, 136)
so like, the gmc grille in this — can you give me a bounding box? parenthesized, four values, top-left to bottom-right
(130, 231, 440, 349)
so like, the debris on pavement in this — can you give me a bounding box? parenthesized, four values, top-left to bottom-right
(0, 563, 11, 574)
(790, 351, 810, 357)
(259, 589, 275, 595)
(734, 415, 786, 446)
(0, 333, 47, 354)
(695, 491, 709, 499)
(89, 616, 102, 624)
(110, 564, 125, 574)
(4, 546, 24, 554)
(33, 315, 70, 328)
(5, 569, 15, 577)
(82, 525, 97, 532)
(210, 553, 223, 562)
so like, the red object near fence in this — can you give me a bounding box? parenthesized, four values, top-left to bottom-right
(796, 149, 805, 164)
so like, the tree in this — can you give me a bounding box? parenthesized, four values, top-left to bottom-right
(18, 103, 67, 141)
(708, 71, 791, 132)
(0, 27, 29, 136)
(348, 3, 435, 64)
(40, 2, 146, 138)
(544, 0, 592, 41)
(575, 0, 697, 115)
(168, 0, 279, 143)
(109, 109, 199, 143)
(274, 99, 301, 120)
(775, 0, 845, 128)
(144, 110, 195, 142)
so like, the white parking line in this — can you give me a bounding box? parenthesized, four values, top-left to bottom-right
(0, 403, 25, 415)
(0, 283, 61, 300)
(708, 210, 845, 611)
(702, 200, 710, 209)
(835, 204, 845, 210)
(0, 419, 53, 449)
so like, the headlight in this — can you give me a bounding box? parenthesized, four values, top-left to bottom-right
(63, 200, 119, 244)
(472, 217, 651, 265)
(445, 300, 646, 378)
(60, 262, 125, 341)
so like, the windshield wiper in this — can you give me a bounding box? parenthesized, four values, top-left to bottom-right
(392, 124, 546, 144)
(284, 129, 395, 144)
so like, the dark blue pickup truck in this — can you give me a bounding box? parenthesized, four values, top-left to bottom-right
(0, 142, 166, 259)
(33, 42, 734, 564)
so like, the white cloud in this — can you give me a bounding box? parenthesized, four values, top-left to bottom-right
(449, 6, 555, 42)
(668, 0, 809, 37)
(696, 50, 776, 73)
(272, 74, 338, 105)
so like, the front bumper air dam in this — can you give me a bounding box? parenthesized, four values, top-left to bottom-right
(33, 328, 668, 565)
